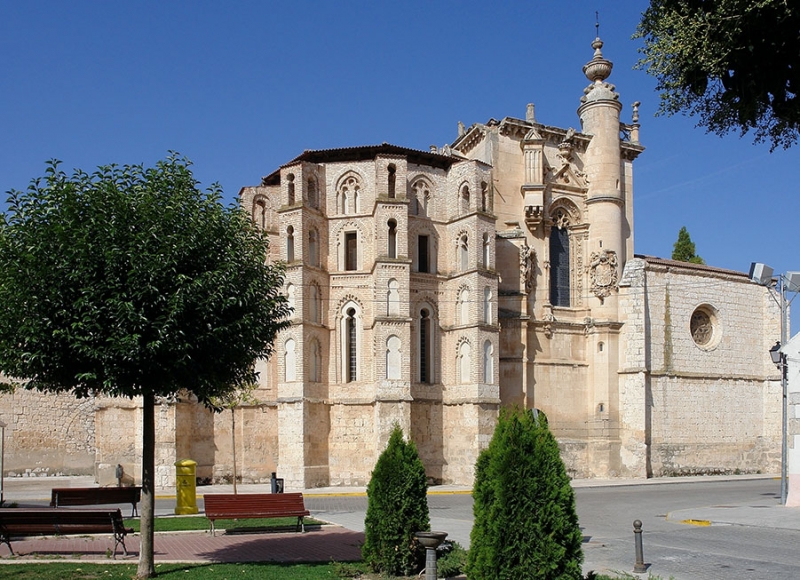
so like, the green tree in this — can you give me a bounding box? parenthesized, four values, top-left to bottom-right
(672, 226, 705, 264)
(635, 0, 800, 150)
(362, 424, 430, 576)
(468, 408, 583, 580)
(0, 156, 291, 578)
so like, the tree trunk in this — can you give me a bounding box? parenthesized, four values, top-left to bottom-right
(137, 392, 156, 578)
(231, 407, 238, 495)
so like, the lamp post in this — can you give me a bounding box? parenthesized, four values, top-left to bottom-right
(749, 263, 800, 505)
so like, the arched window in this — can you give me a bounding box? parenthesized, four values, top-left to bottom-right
(459, 234, 469, 272)
(387, 164, 396, 198)
(484, 287, 492, 324)
(386, 335, 401, 380)
(310, 283, 320, 323)
(387, 279, 400, 316)
(387, 219, 397, 259)
(309, 339, 321, 382)
(284, 338, 296, 382)
(307, 177, 318, 209)
(481, 181, 489, 212)
(286, 226, 295, 262)
(309, 229, 319, 267)
(253, 198, 267, 230)
(345, 307, 358, 382)
(412, 180, 430, 217)
(482, 232, 490, 268)
(458, 341, 471, 384)
(340, 176, 360, 215)
(458, 287, 470, 326)
(549, 209, 571, 307)
(460, 184, 470, 214)
(483, 340, 494, 384)
(419, 308, 433, 383)
(287, 173, 295, 205)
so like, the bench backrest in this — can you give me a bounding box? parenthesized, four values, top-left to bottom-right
(203, 492, 308, 518)
(50, 487, 141, 507)
(0, 508, 125, 535)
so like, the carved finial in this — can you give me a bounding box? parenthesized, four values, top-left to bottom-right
(632, 101, 641, 123)
(526, 103, 536, 123)
(458, 121, 466, 136)
(595, 11, 600, 37)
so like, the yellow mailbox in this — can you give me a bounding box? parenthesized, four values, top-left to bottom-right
(174, 459, 198, 515)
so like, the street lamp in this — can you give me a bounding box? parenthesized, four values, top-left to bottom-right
(749, 263, 800, 505)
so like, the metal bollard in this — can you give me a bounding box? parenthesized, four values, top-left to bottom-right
(633, 519, 647, 573)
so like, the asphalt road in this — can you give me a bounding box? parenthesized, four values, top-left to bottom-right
(307, 478, 798, 580)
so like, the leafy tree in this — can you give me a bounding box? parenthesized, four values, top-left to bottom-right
(362, 424, 430, 576)
(468, 408, 583, 580)
(635, 0, 800, 150)
(0, 156, 291, 578)
(672, 226, 705, 264)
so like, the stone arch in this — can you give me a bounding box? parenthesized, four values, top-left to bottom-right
(457, 284, 471, 326)
(386, 334, 402, 380)
(549, 197, 582, 226)
(409, 175, 433, 217)
(335, 170, 363, 215)
(456, 337, 472, 384)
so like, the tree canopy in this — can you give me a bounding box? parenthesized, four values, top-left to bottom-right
(635, 0, 800, 150)
(0, 155, 291, 577)
(672, 226, 705, 264)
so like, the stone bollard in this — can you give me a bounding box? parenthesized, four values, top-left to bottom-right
(633, 519, 647, 573)
(415, 531, 448, 580)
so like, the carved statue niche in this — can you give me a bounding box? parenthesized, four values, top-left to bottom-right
(519, 242, 536, 294)
(589, 249, 618, 302)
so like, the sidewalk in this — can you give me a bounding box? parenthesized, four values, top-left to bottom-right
(3, 473, 799, 564)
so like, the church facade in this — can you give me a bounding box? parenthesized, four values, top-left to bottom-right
(0, 39, 781, 487)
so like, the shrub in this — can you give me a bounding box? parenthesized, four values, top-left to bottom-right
(437, 540, 468, 578)
(467, 407, 583, 580)
(362, 424, 430, 576)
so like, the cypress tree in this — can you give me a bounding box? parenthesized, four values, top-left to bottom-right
(362, 424, 430, 576)
(468, 408, 583, 580)
(672, 226, 705, 264)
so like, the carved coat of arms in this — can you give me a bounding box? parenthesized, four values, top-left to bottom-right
(589, 249, 618, 300)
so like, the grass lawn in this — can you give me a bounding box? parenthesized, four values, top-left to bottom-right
(123, 515, 326, 533)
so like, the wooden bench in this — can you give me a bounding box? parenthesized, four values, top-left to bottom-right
(0, 507, 132, 558)
(203, 493, 310, 536)
(50, 486, 142, 517)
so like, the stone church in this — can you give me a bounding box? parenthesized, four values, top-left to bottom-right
(0, 38, 782, 488)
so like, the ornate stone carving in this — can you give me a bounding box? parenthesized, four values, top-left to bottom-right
(589, 249, 618, 302)
(519, 242, 536, 293)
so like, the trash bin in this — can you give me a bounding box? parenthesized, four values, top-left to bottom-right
(174, 459, 198, 515)
(271, 471, 284, 494)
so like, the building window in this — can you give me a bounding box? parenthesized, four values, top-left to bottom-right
(340, 176, 360, 215)
(418, 235, 429, 273)
(460, 184, 470, 214)
(483, 340, 494, 384)
(309, 339, 321, 382)
(482, 232, 490, 268)
(308, 177, 318, 209)
(309, 229, 318, 267)
(459, 235, 469, 272)
(310, 283, 320, 323)
(253, 198, 267, 230)
(387, 279, 400, 316)
(287, 173, 295, 205)
(286, 283, 296, 315)
(388, 219, 397, 258)
(388, 164, 396, 198)
(549, 224, 570, 307)
(690, 305, 720, 349)
(345, 232, 358, 271)
(484, 286, 492, 324)
(458, 340, 471, 384)
(386, 335, 401, 380)
(481, 181, 489, 212)
(346, 307, 357, 382)
(284, 338, 296, 382)
(412, 179, 430, 217)
(286, 226, 295, 262)
(458, 287, 470, 325)
(419, 308, 432, 383)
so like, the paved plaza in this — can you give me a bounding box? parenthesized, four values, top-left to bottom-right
(2, 474, 800, 579)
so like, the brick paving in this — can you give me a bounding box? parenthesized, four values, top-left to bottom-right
(0, 527, 364, 563)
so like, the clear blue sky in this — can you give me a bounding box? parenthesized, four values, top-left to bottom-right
(2, 1, 797, 284)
